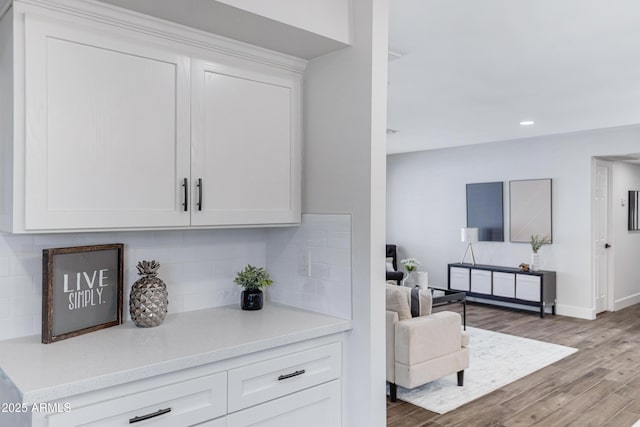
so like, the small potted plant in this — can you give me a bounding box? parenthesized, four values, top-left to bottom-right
(234, 264, 273, 310)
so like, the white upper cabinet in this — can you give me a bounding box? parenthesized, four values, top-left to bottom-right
(24, 14, 191, 230)
(0, 0, 304, 233)
(191, 60, 300, 226)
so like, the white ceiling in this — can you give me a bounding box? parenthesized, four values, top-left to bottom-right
(387, 0, 640, 154)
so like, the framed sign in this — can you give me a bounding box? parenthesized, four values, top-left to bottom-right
(42, 244, 124, 344)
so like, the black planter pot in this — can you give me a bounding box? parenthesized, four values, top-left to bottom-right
(241, 289, 263, 310)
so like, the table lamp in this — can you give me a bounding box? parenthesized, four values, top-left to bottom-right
(460, 227, 478, 265)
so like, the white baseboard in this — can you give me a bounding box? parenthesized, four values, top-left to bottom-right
(555, 304, 595, 320)
(464, 297, 596, 320)
(613, 293, 640, 311)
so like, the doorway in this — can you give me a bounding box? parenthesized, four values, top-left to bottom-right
(592, 159, 613, 314)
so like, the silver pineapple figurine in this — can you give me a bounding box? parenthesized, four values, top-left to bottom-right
(129, 260, 168, 327)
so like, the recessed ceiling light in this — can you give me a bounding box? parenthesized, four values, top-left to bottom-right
(520, 120, 535, 126)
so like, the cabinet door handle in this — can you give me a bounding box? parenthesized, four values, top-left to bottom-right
(197, 178, 203, 211)
(278, 369, 306, 381)
(129, 407, 171, 424)
(182, 178, 188, 212)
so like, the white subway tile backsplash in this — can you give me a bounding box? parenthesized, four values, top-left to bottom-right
(0, 316, 33, 341)
(309, 262, 329, 280)
(0, 298, 9, 318)
(116, 231, 153, 247)
(132, 248, 171, 265)
(0, 234, 35, 256)
(8, 296, 38, 317)
(76, 232, 119, 245)
(0, 215, 350, 341)
(33, 234, 79, 250)
(307, 230, 328, 247)
(0, 257, 10, 277)
(10, 256, 40, 278)
(327, 232, 350, 249)
(266, 214, 352, 319)
(2, 276, 33, 298)
(0, 228, 267, 341)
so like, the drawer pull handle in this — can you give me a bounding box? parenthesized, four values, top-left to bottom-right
(129, 407, 172, 424)
(278, 369, 306, 381)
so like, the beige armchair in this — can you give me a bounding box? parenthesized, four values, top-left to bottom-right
(386, 284, 469, 401)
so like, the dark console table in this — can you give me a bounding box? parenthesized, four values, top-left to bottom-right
(448, 263, 556, 318)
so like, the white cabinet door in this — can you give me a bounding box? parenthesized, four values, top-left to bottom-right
(191, 59, 301, 226)
(493, 272, 515, 298)
(516, 274, 541, 302)
(471, 269, 491, 294)
(24, 14, 190, 230)
(450, 267, 470, 291)
(227, 380, 340, 427)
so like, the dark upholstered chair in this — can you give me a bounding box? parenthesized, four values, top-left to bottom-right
(386, 244, 404, 285)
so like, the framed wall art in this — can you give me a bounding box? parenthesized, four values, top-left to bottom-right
(466, 181, 504, 242)
(509, 179, 552, 243)
(42, 244, 124, 343)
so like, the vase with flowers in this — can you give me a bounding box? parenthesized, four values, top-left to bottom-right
(400, 257, 420, 287)
(530, 234, 550, 271)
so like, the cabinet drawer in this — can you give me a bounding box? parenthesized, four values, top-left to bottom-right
(493, 272, 515, 298)
(47, 372, 226, 427)
(471, 269, 491, 294)
(450, 267, 470, 291)
(516, 275, 541, 302)
(228, 342, 341, 412)
(227, 380, 340, 427)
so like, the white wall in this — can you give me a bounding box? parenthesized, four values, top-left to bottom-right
(216, 0, 351, 44)
(612, 162, 640, 308)
(303, 0, 388, 424)
(387, 125, 640, 320)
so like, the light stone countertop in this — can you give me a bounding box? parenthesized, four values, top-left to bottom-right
(0, 304, 352, 404)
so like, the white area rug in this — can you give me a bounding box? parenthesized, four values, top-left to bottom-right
(395, 326, 578, 414)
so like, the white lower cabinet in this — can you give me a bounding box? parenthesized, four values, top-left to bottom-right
(32, 340, 342, 427)
(45, 372, 227, 427)
(228, 342, 340, 412)
(227, 380, 340, 427)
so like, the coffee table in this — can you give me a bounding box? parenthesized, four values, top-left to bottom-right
(431, 288, 466, 329)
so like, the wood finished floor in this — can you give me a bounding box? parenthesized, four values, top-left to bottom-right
(387, 302, 640, 427)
